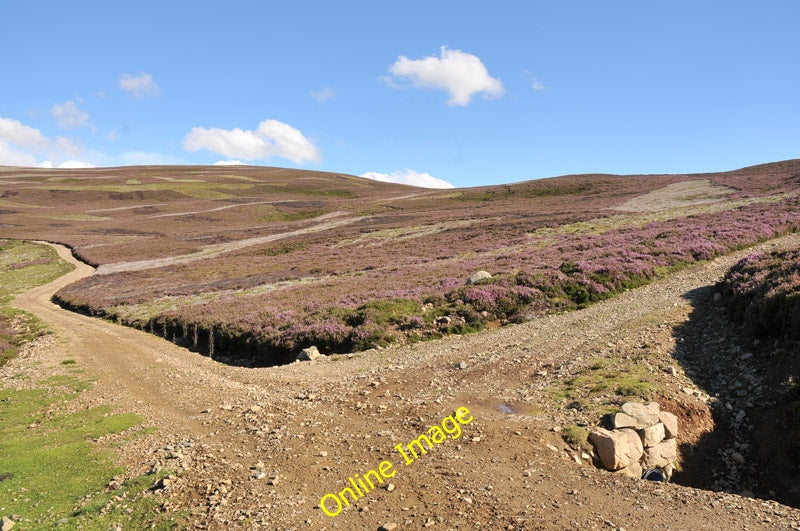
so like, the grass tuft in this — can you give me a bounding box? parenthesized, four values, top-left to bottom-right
(0, 240, 75, 366)
(562, 425, 592, 452)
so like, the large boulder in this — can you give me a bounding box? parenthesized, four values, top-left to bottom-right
(620, 401, 660, 429)
(296, 345, 321, 361)
(614, 460, 643, 479)
(642, 438, 678, 468)
(612, 412, 639, 429)
(466, 271, 492, 285)
(659, 410, 679, 439)
(589, 427, 644, 471)
(639, 422, 666, 448)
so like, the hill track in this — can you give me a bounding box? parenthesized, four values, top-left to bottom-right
(94, 212, 364, 275)
(8, 236, 800, 529)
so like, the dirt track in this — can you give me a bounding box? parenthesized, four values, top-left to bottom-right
(94, 212, 363, 275)
(9, 238, 800, 529)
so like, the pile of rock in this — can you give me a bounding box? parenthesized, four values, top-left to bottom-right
(589, 401, 678, 480)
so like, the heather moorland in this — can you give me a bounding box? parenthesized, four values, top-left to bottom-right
(1, 160, 799, 366)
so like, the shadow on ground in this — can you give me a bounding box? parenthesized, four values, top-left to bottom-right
(670, 284, 800, 507)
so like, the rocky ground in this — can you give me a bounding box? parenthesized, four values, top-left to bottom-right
(4, 235, 800, 529)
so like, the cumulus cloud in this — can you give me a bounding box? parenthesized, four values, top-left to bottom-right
(0, 141, 38, 166)
(50, 100, 91, 130)
(54, 136, 82, 156)
(183, 119, 321, 164)
(119, 72, 161, 98)
(388, 46, 504, 106)
(213, 159, 245, 166)
(0, 116, 92, 168)
(0, 117, 52, 152)
(360, 169, 454, 189)
(311, 86, 335, 103)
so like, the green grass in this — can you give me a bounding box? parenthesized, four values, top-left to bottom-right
(0, 240, 74, 295)
(561, 368, 658, 400)
(0, 240, 75, 366)
(561, 425, 592, 453)
(0, 377, 179, 529)
(551, 356, 661, 409)
(34, 181, 254, 200)
(0, 239, 182, 528)
(355, 298, 423, 326)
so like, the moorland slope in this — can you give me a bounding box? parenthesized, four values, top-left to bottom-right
(1, 161, 799, 365)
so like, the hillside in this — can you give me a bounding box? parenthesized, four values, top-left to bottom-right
(3, 161, 800, 528)
(2, 161, 800, 366)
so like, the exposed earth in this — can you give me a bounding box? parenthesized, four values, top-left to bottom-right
(4, 233, 800, 529)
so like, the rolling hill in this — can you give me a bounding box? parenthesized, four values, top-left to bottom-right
(1, 161, 799, 366)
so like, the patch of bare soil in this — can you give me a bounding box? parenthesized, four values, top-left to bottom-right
(6, 237, 800, 529)
(614, 180, 736, 212)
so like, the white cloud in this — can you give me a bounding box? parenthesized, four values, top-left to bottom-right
(0, 116, 93, 168)
(50, 100, 91, 130)
(311, 86, 335, 103)
(213, 159, 245, 166)
(54, 136, 82, 156)
(0, 141, 39, 166)
(34, 160, 96, 169)
(388, 46, 504, 106)
(0, 116, 99, 168)
(116, 151, 185, 165)
(58, 160, 96, 169)
(360, 169, 454, 189)
(119, 72, 161, 98)
(524, 70, 546, 91)
(183, 119, 320, 164)
(0, 116, 52, 152)
(379, 75, 403, 90)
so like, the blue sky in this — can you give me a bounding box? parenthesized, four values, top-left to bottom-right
(1, 1, 798, 188)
